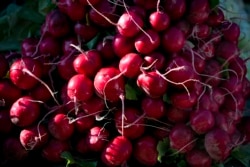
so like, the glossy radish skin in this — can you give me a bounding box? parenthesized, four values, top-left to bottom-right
(186, 149, 212, 167)
(75, 111, 95, 133)
(149, 11, 170, 31)
(113, 33, 135, 58)
(141, 97, 166, 119)
(101, 136, 132, 166)
(163, 0, 186, 20)
(9, 57, 42, 90)
(81, 95, 105, 115)
(94, 67, 125, 102)
(10, 96, 40, 127)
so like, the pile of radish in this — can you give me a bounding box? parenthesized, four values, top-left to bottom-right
(1, 0, 250, 166)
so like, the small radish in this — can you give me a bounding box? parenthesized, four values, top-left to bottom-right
(143, 52, 166, 71)
(57, 54, 77, 81)
(220, 21, 240, 42)
(75, 135, 89, 154)
(185, 148, 212, 167)
(166, 106, 190, 123)
(207, 8, 224, 27)
(149, 11, 170, 32)
(48, 113, 74, 141)
(101, 136, 132, 166)
(9, 57, 43, 90)
(163, 0, 186, 20)
(141, 96, 166, 119)
(10, 96, 40, 127)
(74, 22, 99, 42)
(38, 35, 61, 57)
(170, 90, 198, 110)
(113, 33, 135, 58)
(81, 95, 105, 115)
(74, 111, 95, 133)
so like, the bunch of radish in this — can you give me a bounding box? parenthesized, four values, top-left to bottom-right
(1, 0, 250, 166)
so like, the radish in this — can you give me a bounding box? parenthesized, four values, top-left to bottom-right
(170, 90, 198, 110)
(141, 96, 166, 119)
(57, 54, 77, 81)
(185, 148, 212, 167)
(10, 96, 40, 127)
(166, 106, 190, 123)
(113, 33, 135, 58)
(67, 74, 94, 102)
(79, 0, 101, 6)
(207, 8, 224, 27)
(38, 35, 61, 57)
(220, 21, 240, 42)
(21, 37, 39, 58)
(0, 110, 13, 133)
(29, 81, 53, 102)
(74, 22, 99, 42)
(101, 135, 132, 166)
(204, 128, 232, 162)
(149, 11, 170, 32)
(137, 71, 168, 98)
(42, 138, 70, 162)
(169, 123, 196, 153)
(9, 57, 43, 90)
(19, 124, 49, 150)
(215, 40, 239, 61)
(163, 0, 186, 20)
(75, 135, 89, 154)
(74, 111, 95, 133)
(94, 67, 125, 102)
(133, 135, 158, 166)
(133, 0, 157, 10)
(143, 52, 166, 71)
(48, 113, 74, 141)
(62, 36, 78, 56)
(96, 38, 116, 60)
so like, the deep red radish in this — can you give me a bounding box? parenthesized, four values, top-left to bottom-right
(187, 0, 210, 24)
(143, 52, 166, 71)
(74, 22, 99, 42)
(96, 38, 116, 60)
(197, 41, 215, 59)
(114, 107, 145, 139)
(3, 137, 29, 161)
(60, 83, 75, 112)
(137, 71, 168, 98)
(198, 92, 220, 113)
(174, 19, 192, 37)
(57, 0, 86, 21)
(163, 0, 186, 20)
(29, 82, 52, 102)
(67, 74, 94, 101)
(133, 0, 157, 10)
(82, 95, 105, 115)
(10, 96, 40, 127)
(153, 125, 170, 140)
(86, 126, 109, 152)
(223, 93, 246, 112)
(73, 50, 102, 78)
(79, 0, 101, 6)
(19, 124, 49, 150)
(62, 36, 79, 55)
(214, 112, 237, 135)
(169, 124, 196, 153)
(215, 40, 239, 60)
(133, 135, 158, 166)
(204, 128, 232, 161)
(118, 52, 143, 78)
(21, 37, 39, 57)
(117, 11, 144, 37)
(9, 57, 43, 90)
(170, 90, 198, 110)
(190, 109, 215, 134)
(38, 35, 61, 57)
(127, 5, 146, 18)
(57, 54, 77, 80)
(94, 67, 125, 102)
(134, 29, 160, 54)
(221, 75, 243, 94)
(88, 0, 119, 27)
(220, 21, 240, 42)
(165, 56, 198, 90)
(222, 108, 244, 125)
(162, 27, 185, 53)
(207, 8, 225, 27)
(74, 111, 95, 133)
(101, 136, 132, 166)
(0, 110, 13, 133)
(45, 9, 70, 38)
(185, 148, 212, 167)
(192, 24, 211, 39)
(48, 113, 74, 141)
(141, 97, 166, 119)
(113, 33, 135, 58)
(228, 57, 247, 80)
(202, 59, 222, 86)
(149, 11, 170, 31)
(166, 106, 190, 123)
(42, 139, 70, 162)
(0, 79, 22, 106)
(75, 135, 89, 154)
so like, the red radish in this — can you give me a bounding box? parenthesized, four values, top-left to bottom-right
(228, 57, 247, 80)
(143, 52, 166, 71)
(48, 113, 74, 141)
(60, 83, 75, 112)
(0, 110, 13, 133)
(221, 75, 243, 94)
(149, 11, 170, 32)
(202, 59, 222, 86)
(45, 9, 70, 38)
(29, 81, 53, 102)
(38, 35, 61, 57)
(86, 126, 109, 152)
(94, 67, 125, 102)
(137, 71, 168, 98)
(0, 79, 22, 106)
(73, 50, 102, 78)
(171, 90, 198, 110)
(118, 52, 143, 78)
(166, 106, 190, 123)
(75, 135, 89, 154)
(169, 123, 196, 153)
(67, 74, 94, 101)
(74, 111, 95, 133)
(185, 148, 212, 167)
(198, 92, 220, 113)
(197, 41, 215, 59)
(74, 22, 99, 42)
(133, 135, 158, 166)
(204, 128, 232, 161)
(191, 24, 211, 39)
(163, 0, 186, 20)
(215, 40, 239, 60)
(133, 0, 157, 10)
(187, 0, 210, 24)
(79, 0, 101, 6)
(220, 21, 240, 42)
(117, 11, 144, 37)
(101, 136, 132, 166)
(128, 5, 146, 18)
(21, 37, 39, 57)
(19, 124, 49, 150)
(57, 54, 77, 80)
(9, 57, 43, 90)
(162, 27, 185, 53)
(134, 29, 160, 54)
(10, 96, 40, 127)
(3, 137, 29, 161)
(113, 33, 135, 58)
(115, 107, 145, 139)
(81, 95, 105, 115)
(62, 36, 79, 56)
(141, 96, 166, 119)
(96, 38, 116, 60)
(214, 112, 237, 135)
(42, 139, 70, 162)
(207, 8, 224, 27)
(190, 109, 215, 134)
(174, 19, 192, 37)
